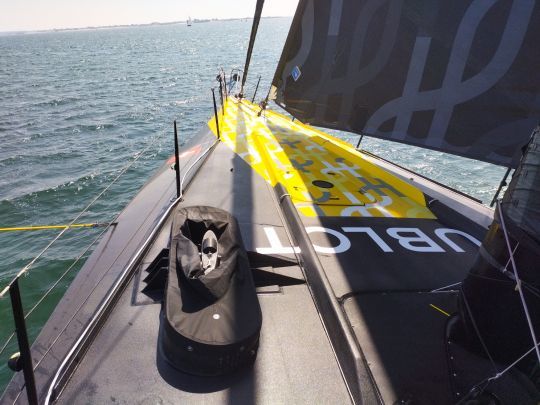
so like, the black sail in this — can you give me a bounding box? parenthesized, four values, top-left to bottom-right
(271, 0, 540, 167)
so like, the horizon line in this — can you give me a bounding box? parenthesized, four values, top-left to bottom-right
(0, 15, 293, 35)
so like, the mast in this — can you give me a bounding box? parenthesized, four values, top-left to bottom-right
(239, 0, 264, 98)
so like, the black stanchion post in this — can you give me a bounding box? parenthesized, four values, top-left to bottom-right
(9, 279, 38, 405)
(355, 134, 364, 149)
(212, 88, 221, 140)
(173, 120, 181, 198)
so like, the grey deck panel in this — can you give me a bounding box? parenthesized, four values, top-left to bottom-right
(179, 140, 289, 250)
(343, 292, 456, 404)
(299, 208, 486, 298)
(59, 282, 349, 404)
(342, 291, 539, 405)
(56, 141, 350, 403)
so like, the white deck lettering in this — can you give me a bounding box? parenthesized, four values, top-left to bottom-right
(386, 228, 445, 252)
(256, 226, 480, 255)
(342, 227, 393, 252)
(305, 226, 351, 254)
(434, 228, 481, 252)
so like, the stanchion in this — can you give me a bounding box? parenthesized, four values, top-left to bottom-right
(9, 278, 38, 405)
(173, 120, 181, 198)
(212, 88, 221, 140)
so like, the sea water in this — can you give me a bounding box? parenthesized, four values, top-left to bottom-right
(0, 17, 506, 392)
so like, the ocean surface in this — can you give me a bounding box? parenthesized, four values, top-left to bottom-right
(0, 18, 506, 392)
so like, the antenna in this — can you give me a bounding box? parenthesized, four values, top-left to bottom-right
(211, 88, 221, 140)
(174, 120, 181, 198)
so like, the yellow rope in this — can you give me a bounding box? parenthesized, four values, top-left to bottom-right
(429, 304, 451, 317)
(0, 223, 108, 232)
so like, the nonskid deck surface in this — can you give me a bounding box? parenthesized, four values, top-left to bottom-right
(60, 271, 350, 404)
(58, 142, 351, 404)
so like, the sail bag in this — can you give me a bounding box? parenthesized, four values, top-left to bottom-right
(159, 206, 262, 376)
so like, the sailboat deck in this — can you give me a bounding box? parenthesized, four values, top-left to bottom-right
(57, 141, 351, 404)
(60, 270, 350, 404)
(5, 100, 538, 404)
(58, 100, 485, 404)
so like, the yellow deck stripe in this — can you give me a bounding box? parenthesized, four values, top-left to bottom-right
(208, 98, 436, 219)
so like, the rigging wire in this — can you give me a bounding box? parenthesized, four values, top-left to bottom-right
(0, 137, 160, 299)
(0, 119, 218, 371)
(455, 201, 540, 403)
(501, 242, 540, 298)
(459, 286, 498, 374)
(0, 221, 113, 357)
(0, 131, 166, 358)
(466, 270, 540, 300)
(456, 341, 540, 404)
(489, 167, 512, 207)
(0, 83, 220, 401)
(2, 138, 219, 404)
(431, 281, 462, 292)
(463, 239, 540, 299)
(496, 200, 540, 365)
(28, 187, 166, 373)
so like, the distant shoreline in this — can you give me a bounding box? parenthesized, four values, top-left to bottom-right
(0, 16, 289, 36)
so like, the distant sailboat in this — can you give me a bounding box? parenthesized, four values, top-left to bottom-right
(187, 17, 192, 27)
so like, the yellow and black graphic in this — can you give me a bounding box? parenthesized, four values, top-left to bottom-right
(208, 99, 435, 219)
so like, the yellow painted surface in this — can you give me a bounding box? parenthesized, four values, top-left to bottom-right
(208, 98, 435, 219)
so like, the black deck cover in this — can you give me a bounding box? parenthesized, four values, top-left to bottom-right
(160, 206, 262, 376)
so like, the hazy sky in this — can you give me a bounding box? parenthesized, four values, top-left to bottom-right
(0, 0, 299, 32)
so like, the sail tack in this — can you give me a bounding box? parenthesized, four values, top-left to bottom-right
(271, 0, 540, 167)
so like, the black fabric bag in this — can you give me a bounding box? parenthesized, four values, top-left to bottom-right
(159, 206, 262, 376)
